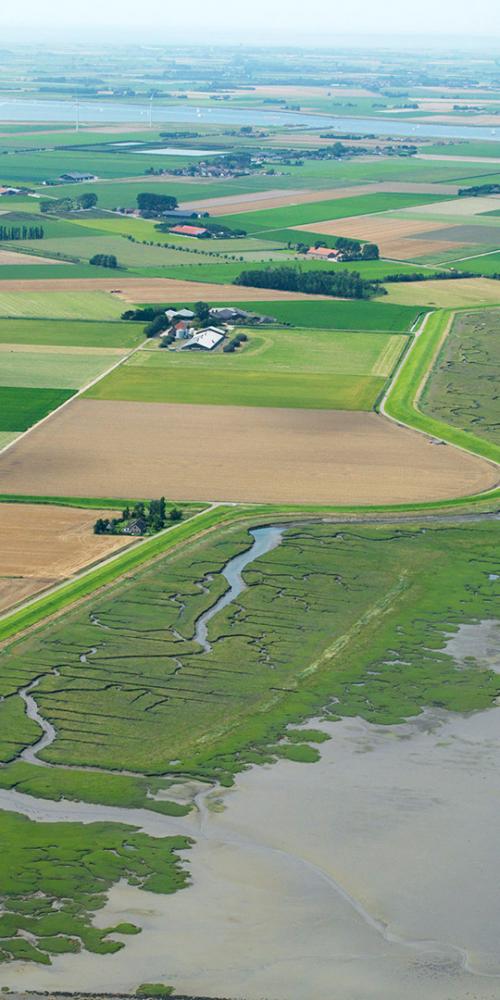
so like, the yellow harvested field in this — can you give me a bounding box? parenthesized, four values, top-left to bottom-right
(0, 399, 496, 506)
(0, 277, 329, 303)
(0, 502, 135, 613)
(0, 249, 69, 266)
(384, 277, 500, 308)
(294, 216, 466, 259)
(0, 577, 59, 614)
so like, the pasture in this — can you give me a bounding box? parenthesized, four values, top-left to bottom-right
(0, 386, 74, 432)
(0, 290, 125, 320)
(231, 298, 423, 332)
(0, 398, 495, 504)
(88, 327, 406, 410)
(0, 318, 144, 348)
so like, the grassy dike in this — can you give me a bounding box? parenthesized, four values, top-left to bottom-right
(382, 308, 500, 466)
(0, 505, 230, 644)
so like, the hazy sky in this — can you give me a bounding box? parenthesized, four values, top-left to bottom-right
(1, 0, 500, 43)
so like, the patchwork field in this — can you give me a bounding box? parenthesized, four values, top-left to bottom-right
(87, 329, 405, 411)
(0, 346, 125, 389)
(19, 235, 209, 268)
(421, 308, 500, 447)
(217, 193, 453, 235)
(0, 398, 496, 504)
(0, 502, 133, 614)
(294, 215, 467, 260)
(384, 278, 500, 308)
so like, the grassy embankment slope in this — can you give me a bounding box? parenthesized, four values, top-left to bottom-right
(383, 308, 500, 466)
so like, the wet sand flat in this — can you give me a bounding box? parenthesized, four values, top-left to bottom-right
(3, 709, 500, 999)
(0, 399, 497, 504)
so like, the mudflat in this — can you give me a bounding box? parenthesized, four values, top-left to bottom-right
(0, 399, 496, 504)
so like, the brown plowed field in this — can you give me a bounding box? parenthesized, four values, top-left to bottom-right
(0, 399, 496, 505)
(0, 277, 329, 303)
(0, 502, 134, 613)
(294, 216, 465, 260)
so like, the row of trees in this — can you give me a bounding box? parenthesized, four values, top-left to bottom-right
(234, 266, 382, 300)
(224, 332, 248, 353)
(90, 254, 118, 268)
(0, 225, 44, 240)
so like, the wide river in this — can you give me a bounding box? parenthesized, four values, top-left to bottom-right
(2, 98, 500, 141)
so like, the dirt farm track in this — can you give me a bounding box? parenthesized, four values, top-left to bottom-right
(0, 399, 497, 505)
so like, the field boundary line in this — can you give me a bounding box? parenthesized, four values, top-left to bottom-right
(0, 331, 147, 460)
(380, 308, 500, 468)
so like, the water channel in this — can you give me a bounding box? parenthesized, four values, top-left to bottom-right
(2, 97, 500, 140)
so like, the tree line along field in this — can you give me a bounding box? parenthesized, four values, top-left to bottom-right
(227, 298, 423, 331)
(158, 259, 444, 284)
(420, 308, 500, 448)
(86, 328, 406, 411)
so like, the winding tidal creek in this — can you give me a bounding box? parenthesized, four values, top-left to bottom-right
(1, 526, 500, 1000)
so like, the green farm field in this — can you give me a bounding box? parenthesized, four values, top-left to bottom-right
(159, 258, 440, 285)
(217, 192, 454, 234)
(19, 235, 210, 268)
(0, 291, 125, 320)
(0, 318, 144, 348)
(0, 348, 123, 389)
(0, 386, 74, 431)
(86, 327, 405, 410)
(229, 298, 423, 331)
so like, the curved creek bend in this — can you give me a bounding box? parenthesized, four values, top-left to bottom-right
(2, 523, 500, 998)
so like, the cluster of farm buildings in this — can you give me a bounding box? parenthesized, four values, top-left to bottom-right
(162, 306, 273, 351)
